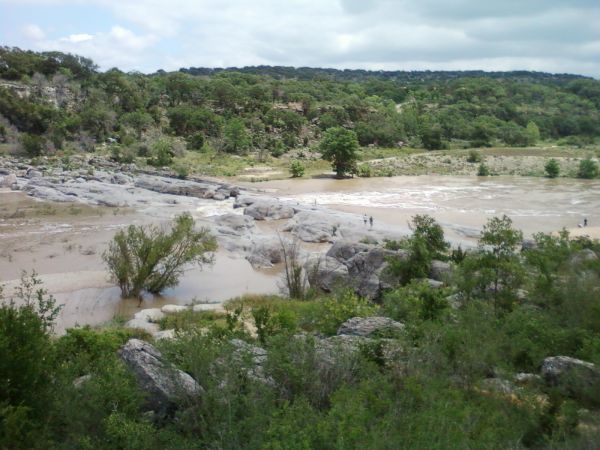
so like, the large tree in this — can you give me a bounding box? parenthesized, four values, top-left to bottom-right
(320, 127, 360, 178)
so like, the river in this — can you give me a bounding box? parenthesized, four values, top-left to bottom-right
(2, 174, 599, 332)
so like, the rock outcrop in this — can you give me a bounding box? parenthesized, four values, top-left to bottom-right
(118, 339, 202, 419)
(243, 200, 295, 221)
(337, 316, 405, 337)
(541, 356, 600, 398)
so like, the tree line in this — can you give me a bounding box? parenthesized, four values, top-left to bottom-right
(1, 46, 600, 162)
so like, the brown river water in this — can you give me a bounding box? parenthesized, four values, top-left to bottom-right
(2, 175, 599, 332)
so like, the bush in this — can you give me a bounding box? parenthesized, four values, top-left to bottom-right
(466, 150, 482, 163)
(103, 213, 217, 298)
(357, 163, 372, 177)
(477, 163, 490, 176)
(577, 158, 599, 179)
(186, 132, 205, 151)
(20, 133, 45, 157)
(545, 158, 560, 178)
(315, 289, 378, 335)
(0, 273, 61, 448)
(147, 138, 174, 167)
(289, 160, 305, 178)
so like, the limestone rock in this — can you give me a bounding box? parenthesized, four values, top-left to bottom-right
(337, 316, 405, 337)
(161, 304, 188, 314)
(0, 173, 17, 188)
(306, 256, 349, 292)
(119, 339, 202, 418)
(429, 260, 452, 281)
(243, 200, 295, 221)
(215, 213, 256, 236)
(541, 356, 600, 397)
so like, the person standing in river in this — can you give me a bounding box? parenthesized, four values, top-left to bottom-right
(363, 214, 368, 226)
(369, 216, 373, 229)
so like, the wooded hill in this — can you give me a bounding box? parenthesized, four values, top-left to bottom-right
(1, 46, 600, 158)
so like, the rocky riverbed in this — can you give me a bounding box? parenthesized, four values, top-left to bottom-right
(0, 156, 410, 333)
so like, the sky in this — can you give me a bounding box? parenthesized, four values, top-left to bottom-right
(1, 0, 600, 77)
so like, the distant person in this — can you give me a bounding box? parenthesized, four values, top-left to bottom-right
(369, 216, 373, 228)
(584, 218, 588, 227)
(363, 214, 368, 226)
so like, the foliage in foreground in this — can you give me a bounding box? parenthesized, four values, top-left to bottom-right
(2, 215, 600, 448)
(103, 213, 217, 298)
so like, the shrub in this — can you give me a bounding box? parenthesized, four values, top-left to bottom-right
(477, 163, 490, 176)
(357, 163, 372, 177)
(315, 289, 378, 335)
(289, 160, 305, 178)
(186, 132, 205, 151)
(577, 158, 598, 179)
(0, 273, 60, 448)
(20, 133, 45, 157)
(147, 138, 174, 167)
(545, 158, 560, 178)
(103, 213, 217, 298)
(466, 150, 482, 163)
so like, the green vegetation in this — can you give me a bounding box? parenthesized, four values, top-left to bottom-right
(2, 214, 600, 448)
(577, 157, 599, 179)
(545, 158, 560, 178)
(477, 163, 490, 176)
(2, 47, 600, 180)
(320, 127, 360, 177)
(288, 160, 305, 178)
(103, 213, 217, 298)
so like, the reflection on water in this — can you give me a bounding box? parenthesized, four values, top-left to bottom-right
(51, 253, 280, 334)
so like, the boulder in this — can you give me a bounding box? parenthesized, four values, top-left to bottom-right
(233, 195, 259, 209)
(243, 200, 295, 221)
(26, 169, 42, 179)
(0, 173, 17, 188)
(161, 304, 188, 314)
(570, 249, 598, 265)
(337, 316, 405, 337)
(326, 240, 371, 262)
(119, 339, 202, 418)
(246, 236, 284, 269)
(306, 256, 349, 292)
(429, 260, 452, 281)
(284, 211, 343, 243)
(215, 213, 256, 236)
(541, 356, 600, 398)
(226, 339, 273, 386)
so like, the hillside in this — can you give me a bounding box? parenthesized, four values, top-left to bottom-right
(2, 46, 600, 169)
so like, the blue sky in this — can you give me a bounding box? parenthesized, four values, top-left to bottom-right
(1, 0, 600, 76)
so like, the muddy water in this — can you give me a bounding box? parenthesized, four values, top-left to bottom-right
(3, 175, 599, 332)
(251, 175, 600, 243)
(0, 191, 280, 333)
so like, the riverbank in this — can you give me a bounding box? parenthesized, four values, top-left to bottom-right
(2, 155, 600, 332)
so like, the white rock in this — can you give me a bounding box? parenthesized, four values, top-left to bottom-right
(161, 304, 189, 314)
(134, 308, 165, 322)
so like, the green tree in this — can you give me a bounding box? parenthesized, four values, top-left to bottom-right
(544, 158, 560, 178)
(320, 127, 359, 178)
(525, 121, 540, 145)
(289, 160, 305, 178)
(103, 213, 217, 298)
(462, 215, 525, 313)
(223, 118, 251, 154)
(577, 158, 599, 179)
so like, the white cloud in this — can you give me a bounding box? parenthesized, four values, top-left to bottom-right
(4, 0, 600, 76)
(34, 26, 157, 70)
(60, 33, 93, 43)
(22, 24, 46, 40)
